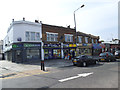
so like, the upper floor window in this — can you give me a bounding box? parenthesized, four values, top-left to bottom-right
(85, 37, 88, 43)
(46, 32, 58, 42)
(26, 32, 30, 41)
(65, 34, 73, 42)
(31, 32, 35, 41)
(36, 33, 40, 40)
(92, 39, 94, 43)
(96, 39, 98, 43)
(78, 36, 82, 43)
(25, 31, 40, 41)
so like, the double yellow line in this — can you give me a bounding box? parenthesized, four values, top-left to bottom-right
(0, 69, 49, 80)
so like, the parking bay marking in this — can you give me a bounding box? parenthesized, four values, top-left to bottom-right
(58, 72, 93, 82)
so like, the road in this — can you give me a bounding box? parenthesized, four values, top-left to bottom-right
(1, 60, 119, 89)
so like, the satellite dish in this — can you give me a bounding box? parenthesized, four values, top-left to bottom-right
(17, 37, 22, 41)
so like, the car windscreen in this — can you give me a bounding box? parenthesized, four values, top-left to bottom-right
(75, 55, 85, 58)
(100, 53, 106, 56)
(76, 56, 82, 58)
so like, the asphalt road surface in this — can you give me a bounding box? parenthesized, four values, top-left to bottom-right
(1, 60, 119, 89)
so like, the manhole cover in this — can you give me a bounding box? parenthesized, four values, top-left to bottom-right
(0, 73, 17, 78)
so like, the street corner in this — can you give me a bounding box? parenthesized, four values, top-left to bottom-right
(0, 69, 49, 80)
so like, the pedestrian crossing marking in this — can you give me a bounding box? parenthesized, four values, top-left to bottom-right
(0, 69, 49, 80)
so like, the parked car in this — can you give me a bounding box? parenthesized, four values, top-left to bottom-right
(72, 55, 99, 67)
(99, 52, 116, 62)
(115, 50, 120, 59)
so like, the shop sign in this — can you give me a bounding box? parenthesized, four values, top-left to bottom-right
(69, 44, 76, 47)
(44, 44, 61, 48)
(63, 44, 69, 47)
(93, 44, 102, 49)
(87, 44, 92, 47)
(82, 43, 87, 46)
(24, 43, 41, 47)
(63, 44, 76, 48)
(12, 44, 22, 48)
(77, 43, 92, 47)
(100, 44, 105, 48)
(77, 44, 82, 46)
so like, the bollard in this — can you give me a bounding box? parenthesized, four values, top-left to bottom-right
(41, 60, 45, 71)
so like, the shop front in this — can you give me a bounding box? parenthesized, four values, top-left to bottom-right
(12, 43, 41, 63)
(92, 43, 103, 55)
(43, 43, 61, 60)
(77, 43, 92, 56)
(63, 44, 77, 59)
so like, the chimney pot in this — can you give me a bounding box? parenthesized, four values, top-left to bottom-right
(12, 19, 14, 22)
(23, 17, 25, 21)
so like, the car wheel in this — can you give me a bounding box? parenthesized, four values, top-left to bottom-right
(82, 62, 87, 67)
(77, 63, 81, 67)
(108, 59, 111, 62)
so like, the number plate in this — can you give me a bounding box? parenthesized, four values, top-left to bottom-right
(74, 59, 77, 62)
(101, 59, 104, 60)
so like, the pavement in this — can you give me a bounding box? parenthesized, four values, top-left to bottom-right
(0, 59, 73, 76)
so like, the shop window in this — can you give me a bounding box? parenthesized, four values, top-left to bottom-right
(65, 34, 73, 42)
(53, 49, 61, 58)
(26, 49, 40, 59)
(44, 49, 49, 59)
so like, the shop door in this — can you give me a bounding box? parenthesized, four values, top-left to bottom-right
(15, 50, 22, 62)
(48, 49, 53, 59)
(44, 49, 53, 59)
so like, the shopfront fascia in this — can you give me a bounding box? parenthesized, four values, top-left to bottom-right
(77, 43, 92, 56)
(12, 43, 41, 63)
(43, 43, 61, 60)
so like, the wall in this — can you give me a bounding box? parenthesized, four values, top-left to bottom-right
(42, 24, 76, 44)
(3, 21, 42, 53)
(13, 21, 42, 43)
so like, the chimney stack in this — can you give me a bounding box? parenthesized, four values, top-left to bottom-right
(67, 25, 70, 28)
(23, 17, 25, 21)
(35, 20, 39, 23)
(12, 19, 14, 22)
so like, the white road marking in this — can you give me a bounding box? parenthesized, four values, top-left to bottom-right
(58, 72, 93, 82)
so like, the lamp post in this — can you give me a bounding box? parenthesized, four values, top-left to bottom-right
(74, 4, 85, 44)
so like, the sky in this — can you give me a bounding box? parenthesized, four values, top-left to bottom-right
(0, 0, 119, 41)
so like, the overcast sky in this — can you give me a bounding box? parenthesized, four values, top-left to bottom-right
(0, 0, 119, 41)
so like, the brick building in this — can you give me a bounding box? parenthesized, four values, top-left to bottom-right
(76, 31, 100, 56)
(42, 24, 100, 60)
(42, 24, 76, 59)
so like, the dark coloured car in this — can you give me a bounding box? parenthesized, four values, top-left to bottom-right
(72, 55, 99, 67)
(115, 51, 120, 59)
(99, 52, 116, 62)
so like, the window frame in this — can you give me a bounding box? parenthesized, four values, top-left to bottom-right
(64, 34, 73, 42)
(46, 32, 58, 42)
(78, 36, 82, 43)
(85, 37, 88, 43)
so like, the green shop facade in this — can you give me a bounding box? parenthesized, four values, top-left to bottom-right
(9, 42, 41, 63)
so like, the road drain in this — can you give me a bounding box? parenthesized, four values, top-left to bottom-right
(0, 73, 17, 78)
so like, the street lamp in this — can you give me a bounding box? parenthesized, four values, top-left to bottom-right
(74, 4, 85, 44)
